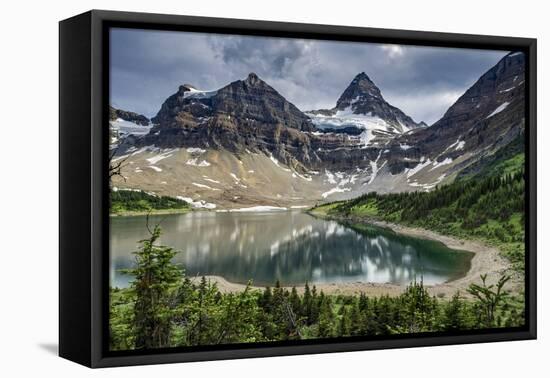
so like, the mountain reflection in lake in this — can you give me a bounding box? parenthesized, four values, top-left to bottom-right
(110, 211, 473, 288)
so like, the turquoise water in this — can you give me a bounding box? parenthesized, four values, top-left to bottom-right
(110, 210, 473, 288)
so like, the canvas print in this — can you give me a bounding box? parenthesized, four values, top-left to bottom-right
(108, 28, 526, 352)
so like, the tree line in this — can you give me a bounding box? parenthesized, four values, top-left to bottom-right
(110, 190, 189, 214)
(336, 169, 524, 227)
(323, 160, 525, 269)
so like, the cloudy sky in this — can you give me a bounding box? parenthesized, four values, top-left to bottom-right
(110, 28, 508, 125)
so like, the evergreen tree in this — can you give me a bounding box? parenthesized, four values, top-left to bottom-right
(259, 286, 273, 311)
(123, 223, 182, 349)
(398, 280, 436, 333)
(257, 286, 277, 340)
(289, 287, 302, 319)
(338, 305, 351, 337)
(303, 282, 313, 324)
(317, 294, 335, 338)
(348, 300, 363, 336)
(310, 285, 320, 324)
(443, 292, 468, 331)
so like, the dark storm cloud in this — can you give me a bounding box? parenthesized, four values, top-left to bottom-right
(110, 28, 508, 124)
(210, 36, 306, 77)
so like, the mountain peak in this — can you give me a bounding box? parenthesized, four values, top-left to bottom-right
(178, 83, 197, 93)
(207, 72, 314, 131)
(352, 72, 372, 82)
(307, 72, 425, 134)
(244, 72, 262, 86)
(336, 72, 383, 110)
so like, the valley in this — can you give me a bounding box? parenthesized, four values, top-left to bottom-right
(106, 29, 529, 351)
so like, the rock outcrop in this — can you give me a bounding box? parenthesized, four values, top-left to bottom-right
(109, 106, 150, 126)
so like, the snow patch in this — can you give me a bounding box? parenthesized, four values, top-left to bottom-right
(292, 170, 313, 182)
(406, 158, 432, 178)
(444, 139, 465, 153)
(186, 147, 206, 154)
(110, 119, 152, 138)
(308, 108, 394, 147)
(486, 102, 510, 119)
(177, 196, 217, 209)
(322, 187, 351, 199)
(430, 157, 453, 171)
(229, 206, 288, 212)
(409, 174, 447, 191)
(146, 148, 178, 165)
(202, 177, 221, 184)
(148, 166, 162, 172)
(192, 182, 220, 191)
(397, 118, 410, 133)
(325, 170, 337, 184)
(183, 88, 217, 99)
(359, 128, 376, 147)
(321, 170, 356, 197)
(186, 158, 211, 167)
(112, 145, 158, 162)
(500, 86, 516, 93)
(269, 155, 291, 172)
(230, 173, 247, 188)
(367, 150, 387, 185)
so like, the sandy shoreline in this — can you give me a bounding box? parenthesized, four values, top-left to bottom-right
(191, 213, 522, 298)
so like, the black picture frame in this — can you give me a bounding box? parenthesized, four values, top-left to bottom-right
(59, 9, 537, 368)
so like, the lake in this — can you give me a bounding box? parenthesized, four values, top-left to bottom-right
(110, 210, 473, 288)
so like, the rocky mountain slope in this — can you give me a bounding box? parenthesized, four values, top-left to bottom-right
(372, 51, 526, 191)
(109, 106, 152, 145)
(111, 52, 525, 209)
(129, 73, 332, 172)
(109, 106, 150, 126)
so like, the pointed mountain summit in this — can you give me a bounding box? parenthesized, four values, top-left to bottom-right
(211, 72, 314, 131)
(335, 72, 383, 110)
(306, 72, 425, 145)
(336, 72, 425, 132)
(243, 72, 262, 86)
